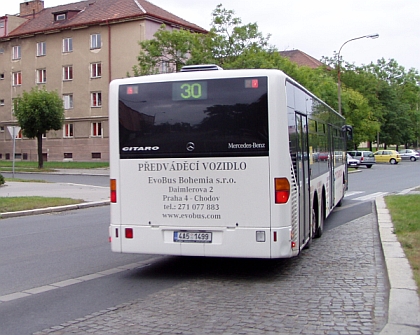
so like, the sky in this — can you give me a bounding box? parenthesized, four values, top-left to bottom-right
(2, 0, 419, 72)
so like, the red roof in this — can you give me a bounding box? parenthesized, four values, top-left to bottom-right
(6, 0, 206, 38)
(279, 50, 327, 69)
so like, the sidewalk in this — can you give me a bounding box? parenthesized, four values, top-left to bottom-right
(0, 170, 419, 334)
(376, 196, 420, 335)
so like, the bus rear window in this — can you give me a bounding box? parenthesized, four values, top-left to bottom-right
(118, 77, 269, 159)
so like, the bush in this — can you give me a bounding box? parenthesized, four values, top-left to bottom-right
(0, 173, 4, 185)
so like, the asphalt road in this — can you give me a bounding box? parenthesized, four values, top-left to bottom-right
(1, 172, 109, 187)
(0, 162, 419, 334)
(347, 160, 420, 194)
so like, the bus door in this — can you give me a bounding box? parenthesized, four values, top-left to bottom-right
(328, 124, 334, 209)
(295, 113, 311, 246)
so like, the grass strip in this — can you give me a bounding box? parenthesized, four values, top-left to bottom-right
(0, 196, 84, 213)
(385, 194, 420, 294)
(0, 161, 108, 171)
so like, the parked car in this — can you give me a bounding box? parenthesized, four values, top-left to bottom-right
(373, 150, 401, 164)
(347, 154, 359, 168)
(347, 150, 376, 168)
(398, 149, 420, 162)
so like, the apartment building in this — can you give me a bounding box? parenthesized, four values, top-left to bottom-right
(0, 0, 205, 162)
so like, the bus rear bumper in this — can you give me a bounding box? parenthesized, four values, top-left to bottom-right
(109, 225, 296, 259)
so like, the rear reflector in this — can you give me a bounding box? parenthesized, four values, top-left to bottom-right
(125, 228, 133, 239)
(274, 178, 290, 203)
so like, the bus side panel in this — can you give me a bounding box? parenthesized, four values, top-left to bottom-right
(334, 165, 346, 207)
(109, 80, 122, 253)
(267, 76, 300, 257)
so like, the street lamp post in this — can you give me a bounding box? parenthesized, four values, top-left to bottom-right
(337, 34, 379, 115)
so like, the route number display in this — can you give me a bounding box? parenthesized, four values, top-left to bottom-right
(172, 81, 207, 100)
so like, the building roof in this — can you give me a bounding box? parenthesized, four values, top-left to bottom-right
(5, 0, 206, 39)
(279, 50, 327, 69)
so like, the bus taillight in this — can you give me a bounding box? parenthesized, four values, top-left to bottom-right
(274, 178, 290, 204)
(110, 179, 117, 203)
(125, 228, 133, 239)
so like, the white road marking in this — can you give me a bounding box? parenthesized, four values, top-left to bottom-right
(0, 256, 163, 304)
(352, 192, 389, 201)
(344, 191, 364, 197)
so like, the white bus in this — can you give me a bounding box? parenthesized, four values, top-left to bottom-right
(109, 66, 350, 258)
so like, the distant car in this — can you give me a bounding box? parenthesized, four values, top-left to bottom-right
(398, 149, 420, 162)
(373, 150, 402, 164)
(347, 154, 359, 168)
(347, 150, 375, 168)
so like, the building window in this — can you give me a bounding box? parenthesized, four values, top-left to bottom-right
(55, 13, 66, 21)
(63, 66, 73, 81)
(90, 62, 101, 78)
(91, 122, 102, 137)
(12, 72, 22, 86)
(63, 94, 73, 109)
(36, 42, 46, 56)
(64, 153, 73, 159)
(36, 69, 47, 83)
(161, 61, 169, 74)
(63, 123, 74, 137)
(91, 92, 102, 107)
(90, 33, 101, 49)
(0, 73, 4, 80)
(12, 46, 21, 60)
(91, 152, 101, 159)
(63, 38, 73, 53)
(0, 99, 4, 106)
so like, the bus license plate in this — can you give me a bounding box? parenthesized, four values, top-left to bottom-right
(174, 231, 212, 243)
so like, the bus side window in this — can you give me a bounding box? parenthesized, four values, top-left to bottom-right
(342, 125, 353, 141)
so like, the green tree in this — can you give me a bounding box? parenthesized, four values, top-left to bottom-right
(322, 56, 420, 149)
(209, 4, 273, 67)
(132, 26, 201, 76)
(130, 4, 420, 151)
(131, 4, 274, 75)
(14, 87, 64, 169)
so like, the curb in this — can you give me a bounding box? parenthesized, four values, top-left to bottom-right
(376, 196, 420, 335)
(0, 200, 110, 219)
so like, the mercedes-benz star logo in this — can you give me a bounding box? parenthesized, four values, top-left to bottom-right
(186, 142, 195, 152)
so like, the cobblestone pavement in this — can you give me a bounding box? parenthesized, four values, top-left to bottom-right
(34, 210, 388, 335)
